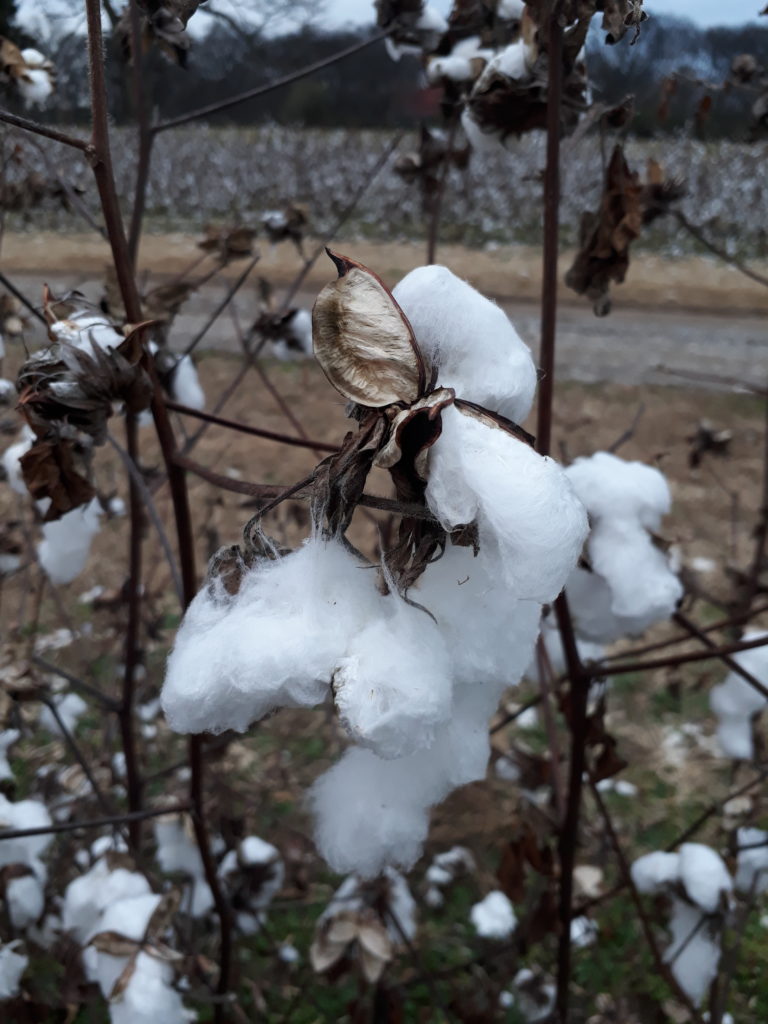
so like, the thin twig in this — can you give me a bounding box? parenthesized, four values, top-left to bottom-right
(594, 632, 768, 677)
(182, 254, 260, 356)
(0, 107, 92, 152)
(675, 210, 768, 289)
(0, 803, 191, 843)
(164, 400, 339, 453)
(672, 611, 768, 700)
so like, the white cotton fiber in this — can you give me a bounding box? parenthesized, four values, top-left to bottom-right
(0, 794, 53, 867)
(333, 594, 453, 759)
(709, 632, 768, 760)
(630, 851, 680, 893)
(2, 427, 34, 496)
(470, 890, 517, 938)
(62, 860, 151, 943)
(0, 941, 28, 1000)
(38, 692, 88, 736)
(416, 544, 542, 686)
(51, 313, 123, 352)
(678, 843, 732, 914)
(735, 827, 768, 894)
(564, 453, 682, 637)
(18, 68, 53, 107)
(392, 265, 537, 422)
(154, 818, 212, 917)
(425, 406, 588, 603)
(665, 898, 721, 1005)
(162, 537, 381, 735)
(6, 869, 46, 930)
(0, 730, 20, 782)
(38, 498, 103, 585)
(109, 951, 193, 1024)
(170, 355, 205, 410)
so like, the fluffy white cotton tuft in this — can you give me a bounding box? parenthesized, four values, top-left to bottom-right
(51, 313, 123, 351)
(564, 453, 682, 641)
(38, 498, 103, 585)
(0, 730, 20, 781)
(38, 692, 88, 737)
(170, 355, 205, 410)
(709, 632, 768, 760)
(108, 951, 194, 1024)
(333, 595, 453, 759)
(665, 898, 721, 1005)
(62, 859, 151, 943)
(678, 843, 732, 914)
(470, 890, 517, 939)
(18, 68, 53, 107)
(162, 537, 381, 735)
(392, 265, 537, 422)
(0, 794, 53, 868)
(2, 427, 35, 496)
(6, 869, 46, 930)
(154, 818, 212, 917)
(0, 941, 28, 1000)
(630, 851, 681, 893)
(426, 406, 588, 603)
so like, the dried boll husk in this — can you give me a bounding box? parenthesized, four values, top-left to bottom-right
(312, 250, 427, 408)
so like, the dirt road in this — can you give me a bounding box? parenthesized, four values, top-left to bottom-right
(3, 233, 766, 390)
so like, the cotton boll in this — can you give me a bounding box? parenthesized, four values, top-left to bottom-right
(709, 633, 768, 760)
(162, 538, 381, 735)
(38, 498, 102, 585)
(570, 916, 598, 948)
(678, 843, 732, 914)
(90, 894, 163, 1000)
(631, 851, 680, 894)
(470, 890, 517, 939)
(154, 818, 213, 917)
(62, 861, 151, 943)
(333, 594, 453, 759)
(416, 545, 542, 688)
(735, 827, 768, 894)
(17, 68, 53, 107)
(566, 452, 672, 530)
(109, 951, 194, 1024)
(498, 0, 526, 17)
(425, 406, 588, 603)
(0, 795, 53, 867)
(427, 55, 475, 83)
(6, 868, 46, 930)
(0, 941, 28, 1000)
(392, 265, 537, 422)
(665, 898, 721, 1005)
(170, 355, 205, 410)
(2, 427, 35, 496)
(0, 730, 20, 781)
(51, 314, 122, 351)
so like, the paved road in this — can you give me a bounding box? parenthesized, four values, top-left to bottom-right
(10, 273, 767, 391)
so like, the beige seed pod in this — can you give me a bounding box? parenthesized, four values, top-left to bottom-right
(312, 249, 426, 408)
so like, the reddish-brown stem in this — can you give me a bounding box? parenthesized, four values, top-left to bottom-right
(589, 780, 706, 1023)
(675, 211, 768, 289)
(673, 611, 768, 700)
(182, 255, 260, 356)
(127, 0, 154, 266)
(165, 399, 339, 453)
(0, 107, 92, 151)
(535, 637, 566, 822)
(153, 31, 388, 132)
(426, 114, 459, 266)
(595, 632, 768, 677)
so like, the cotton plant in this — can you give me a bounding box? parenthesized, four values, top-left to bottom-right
(162, 252, 588, 880)
(218, 835, 285, 934)
(631, 843, 733, 1005)
(563, 451, 683, 643)
(0, 941, 28, 1001)
(0, 793, 54, 933)
(470, 890, 517, 939)
(424, 845, 476, 907)
(0, 38, 55, 107)
(709, 631, 768, 760)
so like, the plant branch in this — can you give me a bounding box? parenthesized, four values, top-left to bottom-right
(0, 107, 93, 152)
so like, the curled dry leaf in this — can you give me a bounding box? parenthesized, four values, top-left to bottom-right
(375, 386, 456, 480)
(312, 249, 427, 407)
(19, 439, 95, 521)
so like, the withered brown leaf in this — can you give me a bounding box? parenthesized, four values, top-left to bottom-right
(312, 250, 427, 407)
(19, 439, 95, 521)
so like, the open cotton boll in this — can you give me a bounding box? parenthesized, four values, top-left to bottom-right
(154, 819, 212, 917)
(18, 68, 53, 107)
(333, 594, 453, 759)
(0, 730, 20, 781)
(0, 941, 28, 1000)
(735, 827, 768, 894)
(425, 406, 587, 603)
(62, 860, 151, 943)
(0, 795, 53, 867)
(392, 265, 537, 422)
(312, 682, 502, 877)
(6, 868, 46, 930)
(665, 898, 721, 1005)
(566, 452, 672, 530)
(498, 0, 526, 17)
(631, 851, 680, 893)
(170, 355, 205, 410)
(109, 951, 194, 1024)
(2, 427, 34, 496)
(89, 893, 163, 999)
(51, 313, 123, 351)
(416, 544, 542, 687)
(470, 890, 517, 939)
(38, 498, 102, 585)
(162, 538, 380, 735)
(565, 566, 664, 643)
(678, 843, 732, 914)
(709, 632, 768, 760)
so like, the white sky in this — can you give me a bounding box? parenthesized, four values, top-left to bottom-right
(326, 0, 764, 29)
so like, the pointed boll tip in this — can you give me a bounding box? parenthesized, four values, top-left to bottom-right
(325, 248, 355, 279)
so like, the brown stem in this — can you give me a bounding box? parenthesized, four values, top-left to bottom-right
(153, 31, 388, 133)
(594, 632, 768, 677)
(589, 780, 706, 1024)
(182, 255, 260, 356)
(0, 270, 47, 324)
(673, 611, 768, 700)
(127, 0, 154, 265)
(675, 211, 768, 289)
(426, 115, 459, 266)
(535, 637, 566, 822)
(0, 107, 92, 151)
(0, 803, 191, 842)
(165, 399, 339, 453)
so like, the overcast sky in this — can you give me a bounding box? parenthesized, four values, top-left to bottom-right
(325, 0, 764, 29)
